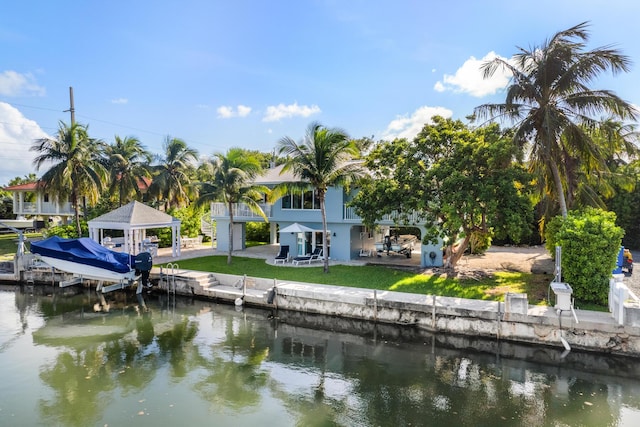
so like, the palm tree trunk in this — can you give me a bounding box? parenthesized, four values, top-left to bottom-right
(71, 189, 81, 238)
(549, 161, 568, 217)
(227, 203, 234, 265)
(319, 192, 329, 273)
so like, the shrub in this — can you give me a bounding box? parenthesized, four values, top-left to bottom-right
(246, 221, 270, 242)
(551, 208, 623, 305)
(45, 222, 89, 238)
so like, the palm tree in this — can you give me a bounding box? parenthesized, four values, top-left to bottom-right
(149, 136, 198, 210)
(276, 122, 363, 273)
(31, 121, 106, 237)
(475, 22, 637, 218)
(196, 148, 269, 265)
(103, 135, 152, 206)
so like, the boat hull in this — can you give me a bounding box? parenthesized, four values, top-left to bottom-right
(39, 256, 136, 282)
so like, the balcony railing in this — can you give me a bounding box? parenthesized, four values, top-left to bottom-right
(15, 202, 75, 215)
(210, 202, 424, 225)
(210, 202, 271, 220)
(343, 206, 424, 225)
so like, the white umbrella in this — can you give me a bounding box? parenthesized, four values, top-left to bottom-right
(279, 223, 315, 233)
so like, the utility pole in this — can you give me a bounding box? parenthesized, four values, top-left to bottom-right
(64, 86, 75, 124)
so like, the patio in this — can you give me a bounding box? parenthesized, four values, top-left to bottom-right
(152, 243, 423, 269)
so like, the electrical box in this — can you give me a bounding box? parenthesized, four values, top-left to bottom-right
(550, 282, 573, 311)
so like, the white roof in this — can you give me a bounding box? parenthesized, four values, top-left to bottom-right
(88, 201, 179, 229)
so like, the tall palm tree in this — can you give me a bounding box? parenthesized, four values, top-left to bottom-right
(276, 122, 363, 273)
(103, 135, 152, 206)
(31, 121, 106, 237)
(149, 136, 198, 210)
(475, 22, 637, 218)
(196, 148, 269, 265)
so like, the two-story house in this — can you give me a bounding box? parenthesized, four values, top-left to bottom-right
(3, 181, 75, 224)
(211, 164, 444, 268)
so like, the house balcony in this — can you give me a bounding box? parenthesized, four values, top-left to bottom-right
(210, 202, 424, 226)
(343, 206, 425, 225)
(14, 201, 75, 216)
(210, 202, 272, 221)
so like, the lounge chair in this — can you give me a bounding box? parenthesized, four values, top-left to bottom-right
(274, 245, 290, 264)
(292, 248, 323, 265)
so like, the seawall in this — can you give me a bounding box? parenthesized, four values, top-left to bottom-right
(151, 267, 640, 358)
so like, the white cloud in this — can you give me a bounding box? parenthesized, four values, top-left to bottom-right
(217, 106, 234, 118)
(381, 105, 453, 141)
(236, 105, 251, 117)
(262, 102, 321, 122)
(216, 104, 252, 118)
(111, 98, 128, 104)
(0, 70, 46, 97)
(0, 102, 49, 185)
(434, 51, 511, 97)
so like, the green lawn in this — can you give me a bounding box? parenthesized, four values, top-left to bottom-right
(0, 231, 553, 305)
(171, 254, 546, 304)
(0, 232, 42, 261)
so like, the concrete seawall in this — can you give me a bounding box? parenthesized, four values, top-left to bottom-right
(6, 263, 640, 357)
(151, 267, 640, 358)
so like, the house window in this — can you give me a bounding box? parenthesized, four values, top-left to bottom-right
(282, 190, 320, 210)
(282, 195, 291, 209)
(292, 192, 302, 209)
(44, 194, 49, 202)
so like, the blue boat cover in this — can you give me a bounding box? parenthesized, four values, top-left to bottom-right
(30, 236, 135, 273)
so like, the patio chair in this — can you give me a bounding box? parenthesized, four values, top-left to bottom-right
(293, 247, 323, 265)
(274, 245, 290, 264)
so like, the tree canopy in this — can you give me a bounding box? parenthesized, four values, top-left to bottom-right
(31, 121, 106, 237)
(352, 117, 534, 268)
(475, 22, 637, 219)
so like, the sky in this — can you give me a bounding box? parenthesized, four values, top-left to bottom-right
(1, 0, 640, 186)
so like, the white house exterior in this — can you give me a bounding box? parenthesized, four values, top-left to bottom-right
(211, 165, 444, 268)
(3, 182, 74, 220)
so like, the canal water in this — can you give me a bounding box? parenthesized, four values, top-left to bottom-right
(1, 285, 640, 427)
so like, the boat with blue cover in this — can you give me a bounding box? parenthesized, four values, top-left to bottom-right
(30, 236, 137, 282)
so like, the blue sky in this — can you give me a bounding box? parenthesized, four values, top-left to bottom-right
(1, 0, 639, 185)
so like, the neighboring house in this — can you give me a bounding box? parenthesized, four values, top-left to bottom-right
(211, 164, 444, 268)
(3, 176, 153, 225)
(3, 182, 74, 222)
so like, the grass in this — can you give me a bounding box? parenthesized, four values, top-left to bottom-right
(171, 254, 548, 303)
(0, 231, 585, 307)
(0, 232, 42, 261)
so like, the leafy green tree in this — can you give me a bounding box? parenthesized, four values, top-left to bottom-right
(102, 135, 152, 206)
(605, 160, 640, 249)
(31, 121, 106, 237)
(196, 148, 269, 265)
(548, 208, 623, 305)
(0, 192, 12, 218)
(148, 136, 198, 210)
(352, 117, 533, 269)
(475, 22, 637, 218)
(276, 122, 363, 273)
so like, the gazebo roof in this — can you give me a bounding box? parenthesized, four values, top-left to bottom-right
(88, 201, 178, 229)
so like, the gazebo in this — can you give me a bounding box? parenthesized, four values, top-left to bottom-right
(87, 201, 182, 257)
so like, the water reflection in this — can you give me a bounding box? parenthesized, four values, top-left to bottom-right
(1, 285, 640, 426)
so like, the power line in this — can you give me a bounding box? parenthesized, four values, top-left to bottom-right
(0, 99, 236, 153)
